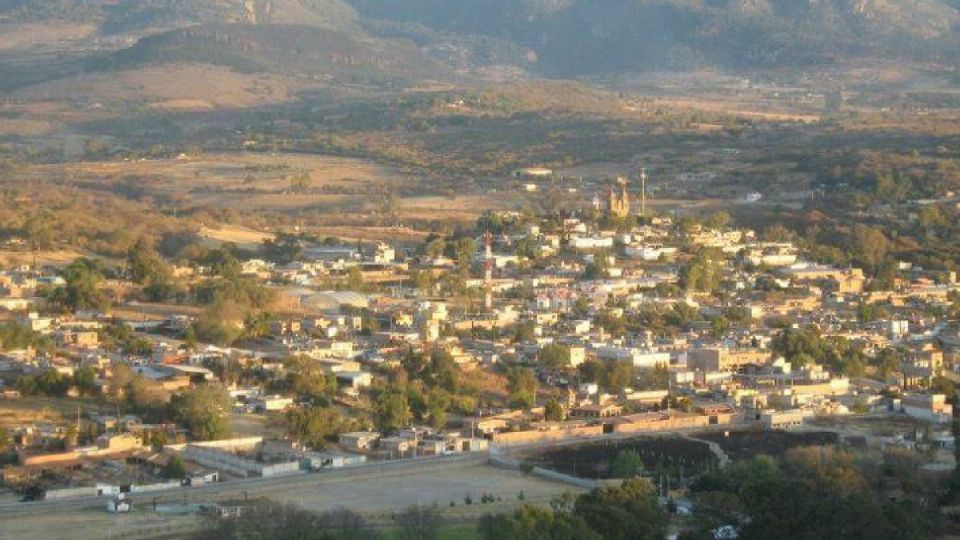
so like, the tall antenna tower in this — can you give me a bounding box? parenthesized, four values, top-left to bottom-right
(484, 230, 493, 311)
(640, 167, 648, 218)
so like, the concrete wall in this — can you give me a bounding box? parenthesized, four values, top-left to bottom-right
(181, 442, 300, 478)
(491, 425, 604, 445)
(613, 414, 711, 434)
(45, 486, 98, 500)
(261, 461, 301, 477)
(131, 481, 182, 494)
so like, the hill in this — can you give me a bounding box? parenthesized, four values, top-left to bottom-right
(349, 0, 960, 75)
(0, 0, 361, 32)
(4, 0, 960, 84)
(100, 23, 447, 84)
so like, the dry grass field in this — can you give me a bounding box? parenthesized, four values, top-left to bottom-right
(648, 97, 822, 123)
(0, 22, 97, 52)
(0, 249, 92, 268)
(14, 65, 299, 111)
(199, 225, 275, 250)
(0, 461, 577, 540)
(24, 152, 417, 214)
(14, 153, 503, 245)
(0, 397, 108, 431)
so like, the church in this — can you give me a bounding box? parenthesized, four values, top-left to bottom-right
(608, 177, 631, 218)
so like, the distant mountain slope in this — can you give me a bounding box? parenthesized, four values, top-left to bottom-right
(101, 23, 448, 84)
(348, 0, 960, 74)
(3, 0, 960, 96)
(0, 0, 360, 33)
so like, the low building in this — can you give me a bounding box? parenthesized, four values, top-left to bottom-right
(379, 436, 414, 456)
(570, 403, 622, 419)
(249, 395, 294, 412)
(902, 394, 953, 423)
(338, 431, 381, 451)
(687, 347, 770, 372)
(760, 409, 808, 429)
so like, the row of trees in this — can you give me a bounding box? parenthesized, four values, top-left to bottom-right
(16, 366, 97, 397)
(196, 500, 450, 540)
(479, 478, 667, 540)
(685, 447, 937, 539)
(772, 325, 902, 378)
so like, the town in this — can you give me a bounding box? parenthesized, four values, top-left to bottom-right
(1, 172, 958, 538)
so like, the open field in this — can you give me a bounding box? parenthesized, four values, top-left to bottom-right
(646, 97, 822, 123)
(21, 152, 418, 214)
(0, 22, 97, 52)
(399, 195, 516, 222)
(15, 64, 299, 111)
(0, 459, 577, 540)
(0, 249, 91, 268)
(0, 397, 108, 430)
(198, 225, 275, 250)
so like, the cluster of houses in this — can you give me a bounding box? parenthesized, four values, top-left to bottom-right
(2, 183, 960, 499)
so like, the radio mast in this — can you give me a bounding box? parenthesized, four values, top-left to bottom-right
(640, 167, 648, 218)
(484, 230, 493, 311)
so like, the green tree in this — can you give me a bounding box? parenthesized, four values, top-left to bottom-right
(584, 251, 611, 280)
(395, 505, 442, 540)
(0, 322, 40, 350)
(574, 478, 667, 540)
(72, 366, 98, 397)
(194, 502, 377, 540)
(506, 368, 537, 395)
(691, 450, 932, 540)
(680, 248, 723, 293)
(875, 347, 901, 379)
(539, 343, 571, 369)
(453, 237, 477, 271)
(345, 266, 364, 291)
(286, 407, 353, 450)
(193, 300, 246, 346)
(124, 375, 171, 421)
(513, 320, 538, 342)
(22, 209, 54, 253)
(164, 455, 186, 479)
(424, 238, 446, 259)
(479, 504, 602, 540)
(610, 449, 645, 479)
(50, 258, 107, 312)
(375, 390, 411, 433)
(603, 361, 635, 394)
(285, 356, 336, 401)
(0, 426, 10, 452)
(262, 234, 303, 265)
(705, 211, 732, 230)
(171, 384, 231, 441)
(544, 399, 565, 422)
(126, 238, 170, 285)
(851, 224, 891, 272)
